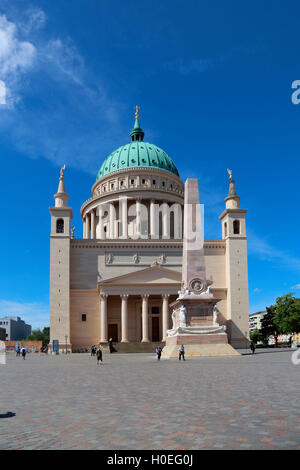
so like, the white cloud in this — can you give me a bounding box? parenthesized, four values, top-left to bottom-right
(0, 9, 123, 171)
(0, 80, 6, 104)
(42, 38, 85, 87)
(0, 299, 49, 330)
(253, 288, 262, 293)
(290, 284, 300, 290)
(248, 231, 300, 272)
(22, 7, 46, 33)
(0, 14, 36, 106)
(165, 57, 215, 75)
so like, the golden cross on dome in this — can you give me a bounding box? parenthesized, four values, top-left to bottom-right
(135, 105, 140, 120)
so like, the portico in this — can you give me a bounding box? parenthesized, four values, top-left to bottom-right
(98, 266, 180, 344)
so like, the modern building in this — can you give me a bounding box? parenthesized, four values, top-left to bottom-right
(49, 111, 250, 352)
(0, 316, 32, 340)
(248, 311, 267, 332)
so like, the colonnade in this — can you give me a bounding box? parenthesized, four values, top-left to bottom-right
(99, 293, 170, 343)
(83, 199, 183, 239)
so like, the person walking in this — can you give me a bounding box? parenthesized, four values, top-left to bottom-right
(179, 344, 185, 361)
(250, 341, 256, 354)
(16, 346, 20, 357)
(96, 347, 103, 365)
(108, 338, 116, 353)
(156, 346, 162, 361)
(21, 347, 26, 360)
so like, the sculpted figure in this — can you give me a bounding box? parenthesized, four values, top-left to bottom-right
(106, 253, 113, 264)
(227, 168, 233, 182)
(179, 305, 187, 327)
(171, 309, 176, 329)
(60, 164, 66, 178)
(133, 253, 140, 264)
(213, 305, 219, 326)
(159, 253, 166, 265)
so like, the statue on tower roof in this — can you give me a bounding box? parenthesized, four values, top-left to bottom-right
(227, 168, 233, 182)
(60, 164, 66, 179)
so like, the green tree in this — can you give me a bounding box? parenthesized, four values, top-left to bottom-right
(273, 293, 300, 335)
(250, 328, 261, 344)
(260, 306, 279, 346)
(26, 327, 50, 347)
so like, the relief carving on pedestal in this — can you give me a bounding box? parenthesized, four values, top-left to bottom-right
(189, 278, 205, 294)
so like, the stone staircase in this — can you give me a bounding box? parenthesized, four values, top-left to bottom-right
(105, 342, 165, 354)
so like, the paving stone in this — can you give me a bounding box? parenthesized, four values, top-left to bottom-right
(0, 349, 299, 449)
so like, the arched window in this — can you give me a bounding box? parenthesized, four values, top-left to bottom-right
(170, 211, 175, 238)
(233, 220, 240, 234)
(159, 212, 162, 239)
(56, 219, 64, 233)
(224, 222, 227, 237)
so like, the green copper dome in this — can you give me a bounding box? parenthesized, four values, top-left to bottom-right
(96, 116, 179, 181)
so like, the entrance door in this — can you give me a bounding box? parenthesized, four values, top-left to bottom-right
(108, 324, 118, 342)
(152, 317, 160, 342)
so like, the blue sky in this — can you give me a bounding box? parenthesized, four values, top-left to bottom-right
(0, 0, 299, 329)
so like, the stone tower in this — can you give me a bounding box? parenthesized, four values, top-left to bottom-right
(219, 170, 249, 348)
(49, 166, 73, 352)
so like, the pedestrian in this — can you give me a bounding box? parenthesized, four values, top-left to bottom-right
(156, 346, 162, 361)
(39, 347, 43, 355)
(108, 338, 116, 353)
(96, 347, 103, 364)
(179, 344, 185, 361)
(250, 341, 256, 354)
(16, 346, 20, 357)
(91, 345, 95, 356)
(21, 347, 26, 360)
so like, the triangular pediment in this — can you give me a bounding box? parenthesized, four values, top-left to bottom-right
(99, 266, 181, 285)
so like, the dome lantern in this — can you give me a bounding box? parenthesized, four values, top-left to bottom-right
(130, 106, 144, 142)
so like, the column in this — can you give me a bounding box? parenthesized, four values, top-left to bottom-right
(162, 203, 170, 238)
(141, 294, 149, 342)
(97, 205, 105, 239)
(136, 199, 141, 238)
(173, 204, 183, 239)
(91, 209, 96, 240)
(162, 294, 169, 342)
(120, 294, 129, 342)
(120, 197, 128, 238)
(109, 203, 115, 239)
(86, 213, 90, 239)
(100, 293, 108, 342)
(150, 199, 159, 239)
(83, 217, 86, 239)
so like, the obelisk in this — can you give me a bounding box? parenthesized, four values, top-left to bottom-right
(181, 179, 207, 294)
(162, 178, 239, 357)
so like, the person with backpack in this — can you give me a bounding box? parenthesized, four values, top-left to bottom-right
(250, 341, 256, 354)
(96, 347, 103, 365)
(179, 344, 185, 361)
(156, 346, 162, 361)
(21, 347, 26, 360)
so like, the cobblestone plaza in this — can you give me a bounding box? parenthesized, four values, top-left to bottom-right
(1, 349, 299, 450)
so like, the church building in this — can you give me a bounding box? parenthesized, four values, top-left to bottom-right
(49, 110, 249, 352)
